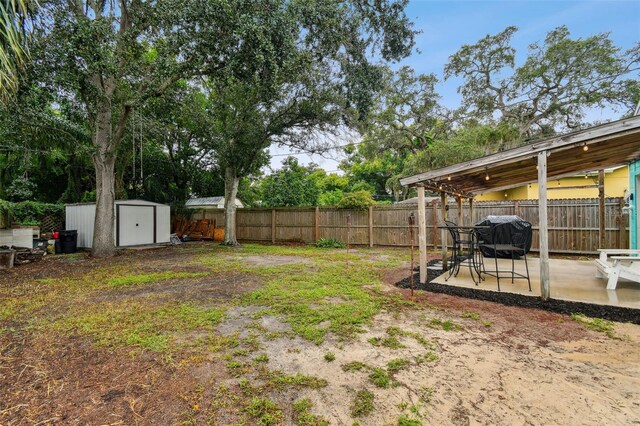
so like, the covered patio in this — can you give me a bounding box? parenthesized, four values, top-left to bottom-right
(400, 116, 640, 305)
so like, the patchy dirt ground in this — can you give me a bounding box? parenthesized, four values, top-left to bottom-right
(1, 243, 639, 425)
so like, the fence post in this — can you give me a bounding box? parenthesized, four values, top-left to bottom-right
(315, 206, 320, 242)
(271, 209, 276, 243)
(368, 206, 374, 247)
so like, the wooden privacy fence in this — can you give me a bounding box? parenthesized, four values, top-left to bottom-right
(186, 197, 629, 254)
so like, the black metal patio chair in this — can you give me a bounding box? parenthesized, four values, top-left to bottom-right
(444, 220, 481, 284)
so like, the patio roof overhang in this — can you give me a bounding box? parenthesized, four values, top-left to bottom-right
(400, 116, 640, 197)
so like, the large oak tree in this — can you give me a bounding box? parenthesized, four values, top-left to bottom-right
(195, 0, 416, 245)
(445, 26, 640, 137)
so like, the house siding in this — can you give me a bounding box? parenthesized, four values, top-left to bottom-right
(477, 166, 630, 201)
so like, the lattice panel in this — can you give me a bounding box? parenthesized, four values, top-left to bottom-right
(40, 214, 64, 233)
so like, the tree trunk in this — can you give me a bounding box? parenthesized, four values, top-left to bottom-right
(223, 165, 240, 246)
(91, 101, 117, 257)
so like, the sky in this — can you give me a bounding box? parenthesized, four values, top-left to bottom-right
(267, 0, 640, 173)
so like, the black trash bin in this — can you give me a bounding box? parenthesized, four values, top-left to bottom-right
(58, 230, 78, 254)
(475, 216, 532, 258)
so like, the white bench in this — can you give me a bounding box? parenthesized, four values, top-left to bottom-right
(595, 249, 640, 290)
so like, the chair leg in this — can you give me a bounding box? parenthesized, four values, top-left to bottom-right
(473, 243, 484, 285)
(494, 251, 500, 291)
(511, 252, 515, 284)
(607, 262, 621, 290)
(468, 244, 477, 285)
(446, 244, 458, 281)
(445, 247, 454, 281)
(524, 252, 531, 291)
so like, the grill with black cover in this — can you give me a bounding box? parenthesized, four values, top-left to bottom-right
(475, 215, 532, 258)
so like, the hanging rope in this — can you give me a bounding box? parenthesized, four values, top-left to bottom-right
(140, 110, 143, 184)
(132, 112, 136, 187)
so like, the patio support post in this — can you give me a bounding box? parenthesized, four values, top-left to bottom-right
(469, 198, 474, 226)
(441, 191, 448, 271)
(417, 184, 428, 284)
(538, 151, 550, 300)
(457, 195, 463, 226)
(599, 169, 605, 248)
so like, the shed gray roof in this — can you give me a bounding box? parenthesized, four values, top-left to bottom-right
(185, 197, 224, 206)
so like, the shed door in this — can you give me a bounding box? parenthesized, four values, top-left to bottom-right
(118, 205, 155, 246)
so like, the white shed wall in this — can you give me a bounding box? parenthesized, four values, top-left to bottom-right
(66, 204, 98, 248)
(156, 205, 171, 244)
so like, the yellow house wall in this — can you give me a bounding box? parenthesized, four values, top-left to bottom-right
(476, 166, 629, 201)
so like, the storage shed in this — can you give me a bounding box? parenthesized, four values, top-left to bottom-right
(66, 200, 171, 248)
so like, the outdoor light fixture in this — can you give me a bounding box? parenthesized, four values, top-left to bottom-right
(582, 144, 589, 152)
(447, 176, 451, 181)
(484, 168, 490, 181)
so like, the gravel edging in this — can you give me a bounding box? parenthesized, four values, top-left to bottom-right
(395, 270, 640, 325)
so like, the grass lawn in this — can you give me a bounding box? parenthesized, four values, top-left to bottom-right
(1, 242, 639, 425)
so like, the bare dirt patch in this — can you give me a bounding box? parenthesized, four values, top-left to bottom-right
(250, 309, 640, 425)
(0, 332, 235, 425)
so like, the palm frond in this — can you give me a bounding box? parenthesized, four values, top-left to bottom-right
(0, 0, 32, 105)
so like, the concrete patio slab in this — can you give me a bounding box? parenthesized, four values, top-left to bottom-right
(432, 257, 640, 309)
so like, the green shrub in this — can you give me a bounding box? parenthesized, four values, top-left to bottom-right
(0, 200, 65, 226)
(315, 238, 346, 248)
(5, 177, 36, 202)
(318, 189, 344, 206)
(338, 190, 376, 210)
(81, 191, 96, 202)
